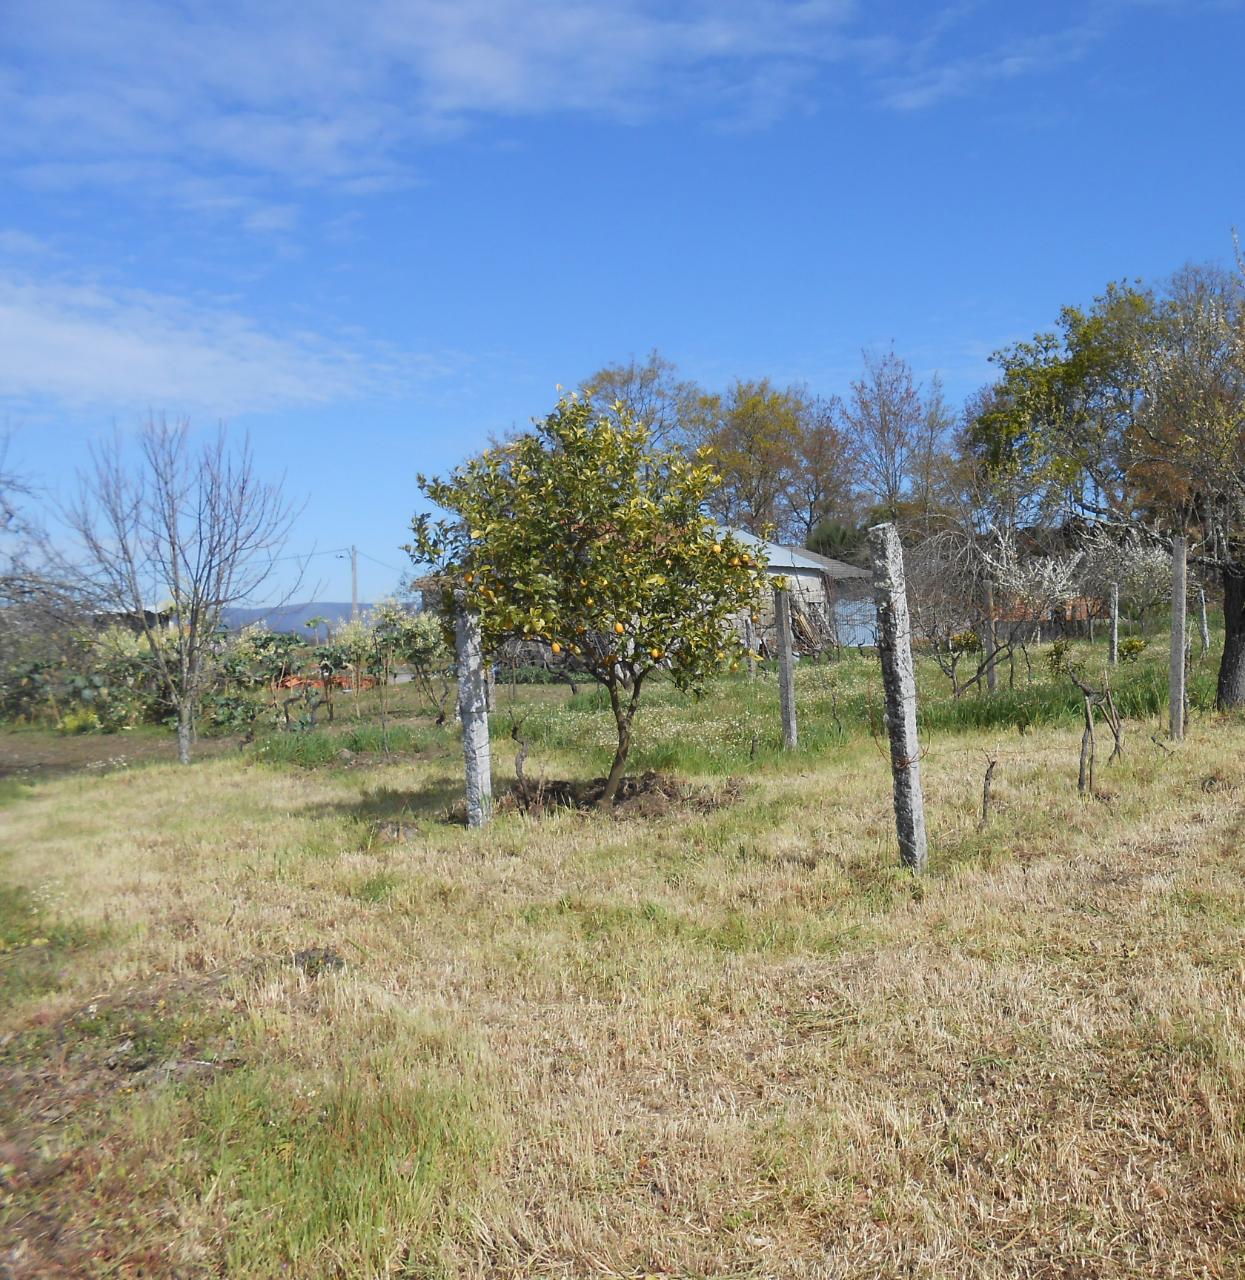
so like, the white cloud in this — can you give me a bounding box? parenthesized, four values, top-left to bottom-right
(0, 0, 862, 198)
(0, 0, 1227, 209)
(0, 229, 53, 258)
(0, 271, 454, 414)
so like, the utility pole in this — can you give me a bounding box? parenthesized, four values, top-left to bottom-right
(350, 545, 359, 621)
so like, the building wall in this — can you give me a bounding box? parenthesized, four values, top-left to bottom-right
(747, 571, 877, 654)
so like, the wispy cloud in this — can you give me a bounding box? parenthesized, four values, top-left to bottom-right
(874, 0, 1239, 112)
(0, 0, 864, 204)
(0, 229, 54, 258)
(0, 0, 1231, 213)
(878, 23, 1103, 111)
(0, 270, 456, 414)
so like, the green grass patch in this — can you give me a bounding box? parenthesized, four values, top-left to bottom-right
(249, 723, 440, 767)
(521, 894, 868, 956)
(0, 881, 100, 1005)
(0, 778, 33, 807)
(186, 1066, 489, 1277)
(352, 871, 401, 903)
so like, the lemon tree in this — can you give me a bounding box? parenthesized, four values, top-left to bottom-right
(410, 395, 766, 806)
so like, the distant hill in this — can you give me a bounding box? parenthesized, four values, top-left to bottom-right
(220, 602, 368, 635)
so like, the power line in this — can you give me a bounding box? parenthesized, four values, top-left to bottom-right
(267, 546, 351, 565)
(357, 549, 405, 573)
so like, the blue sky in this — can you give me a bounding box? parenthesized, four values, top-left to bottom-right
(2, 0, 1242, 602)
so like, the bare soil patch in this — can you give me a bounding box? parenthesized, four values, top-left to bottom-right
(0, 728, 237, 783)
(0, 974, 238, 1280)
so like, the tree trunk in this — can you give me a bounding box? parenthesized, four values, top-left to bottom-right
(1198, 585, 1210, 657)
(1217, 566, 1245, 710)
(600, 716, 632, 809)
(1108, 581, 1119, 666)
(600, 681, 642, 809)
(982, 579, 997, 693)
(455, 607, 493, 828)
(176, 704, 193, 765)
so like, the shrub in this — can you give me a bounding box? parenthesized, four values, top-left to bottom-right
(58, 706, 102, 734)
(1045, 638, 1072, 676)
(1118, 635, 1147, 663)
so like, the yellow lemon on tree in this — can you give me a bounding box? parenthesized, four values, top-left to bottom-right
(614, 621, 625, 635)
(551, 642, 562, 655)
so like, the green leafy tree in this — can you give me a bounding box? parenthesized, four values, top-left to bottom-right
(974, 266, 1245, 708)
(692, 378, 806, 536)
(409, 395, 766, 806)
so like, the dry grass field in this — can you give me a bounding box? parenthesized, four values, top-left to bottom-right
(3, 657, 1245, 1278)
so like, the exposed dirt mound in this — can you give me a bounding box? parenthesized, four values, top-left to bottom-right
(499, 770, 741, 819)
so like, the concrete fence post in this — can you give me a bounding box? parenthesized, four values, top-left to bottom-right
(774, 586, 797, 749)
(868, 522, 928, 873)
(1170, 536, 1187, 741)
(743, 614, 758, 680)
(455, 605, 493, 827)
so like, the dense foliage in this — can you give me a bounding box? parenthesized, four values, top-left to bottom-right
(410, 395, 767, 803)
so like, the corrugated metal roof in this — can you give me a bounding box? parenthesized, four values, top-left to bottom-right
(721, 528, 870, 578)
(794, 547, 871, 579)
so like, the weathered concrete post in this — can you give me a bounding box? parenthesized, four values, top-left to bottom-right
(868, 522, 928, 873)
(1170, 536, 1187, 741)
(743, 614, 758, 680)
(455, 605, 493, 827)
(1108, 580, 1120, 666)
(774, 586, 797, 749)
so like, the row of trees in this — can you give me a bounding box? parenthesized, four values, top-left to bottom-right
(579, 246, 1245, 710)
(971, 259, 1245, 708)
(580, 349, 954, 549)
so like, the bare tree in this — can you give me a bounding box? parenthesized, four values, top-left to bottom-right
(64, 417, 297, 763)
(0, 434, 90, 680)
(845, 348, 925, 519)
(581, 349, 701, 452)
(784, 394, 858, 543)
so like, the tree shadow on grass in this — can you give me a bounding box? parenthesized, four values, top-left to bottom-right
(312, 775, 469, 831)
